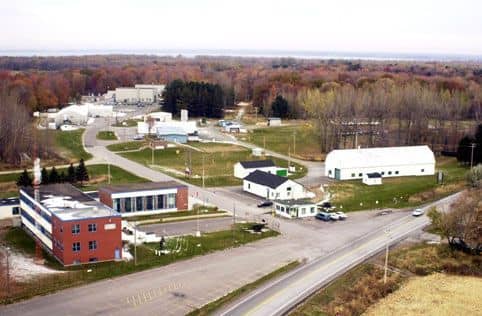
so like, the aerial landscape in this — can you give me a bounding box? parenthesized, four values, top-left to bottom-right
(0, 1, 481, 315)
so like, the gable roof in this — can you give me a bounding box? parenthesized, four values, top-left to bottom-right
(239, 160, 275, 169)
(325, 145, 435, 169)
(244, 170, 289, 189)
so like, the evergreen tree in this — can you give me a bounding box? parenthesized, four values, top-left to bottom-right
(67, 163, 76, 183)
(16, 169, 32, 187)
(475, 124, 482, 164)
(49, 167, 60, 183)
(456, 135, 475, 165)
(271, 95, 289, 118)
(59, 171, 66, 183)
(41, 167, 49, 184)
(76, 159, 89, 185)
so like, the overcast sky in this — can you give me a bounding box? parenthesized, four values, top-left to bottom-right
(1, 0, 481, 55)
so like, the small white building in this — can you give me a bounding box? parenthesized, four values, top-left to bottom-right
(234, 160, 287, 179)
(0, 198, 20, 220)
(274, 199, 317, 219)
(145, 112, 172, 123)
(363, 172, 382, 185)
(267, 117, 281, 126)
(137, 120, 197, 136)
(325, 145, 436, 180)
(243, 170, 309, 200)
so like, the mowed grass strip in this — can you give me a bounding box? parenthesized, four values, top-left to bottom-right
(329, 157, 468, 211)
(241, 124, 324, 161)
(96, 131, 117, 140)
(188, 260, 300, 316)
(54, 129, 93, 161)
(121, 143, 306, 187)
(1, 224, 278, 304)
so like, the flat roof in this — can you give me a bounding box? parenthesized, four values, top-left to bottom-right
(100, 181, 186, 194)
(21, 184, 118, 221)
(0, 197, 19, 206)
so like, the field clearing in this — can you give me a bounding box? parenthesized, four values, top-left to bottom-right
(107, 141, 147, 152)
(239, 124, 324, 161)
(329, 157, 468, 211)
(364, 273, 482, 316)
(96, 131, 117, 140)
(121, 143, 306, 187)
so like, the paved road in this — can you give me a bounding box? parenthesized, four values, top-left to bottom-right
(217, 193, 461, 316)
(141, 217, 233, 237)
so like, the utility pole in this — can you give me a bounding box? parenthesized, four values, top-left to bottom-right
(384, 229, 390, 284)
(202, 154, 205, 189)
(470, 143, 476, 168)
(293, 130, 296, 156)
(134, 221, 137, 266)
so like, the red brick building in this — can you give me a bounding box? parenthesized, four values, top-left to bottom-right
(99, 181, 188, 217)
(20, 184, 122, 266)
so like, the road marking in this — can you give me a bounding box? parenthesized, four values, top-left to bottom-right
(242, 217, 423, 316)
(123, 283, 183, 308)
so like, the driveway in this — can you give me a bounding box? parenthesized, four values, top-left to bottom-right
(140, 217, 234, 237)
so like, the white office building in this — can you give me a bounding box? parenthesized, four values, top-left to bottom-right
(325, 145, 436, 180)
(243, 170, 309, 200)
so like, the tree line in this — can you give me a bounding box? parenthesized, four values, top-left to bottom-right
(17, 159, 90, 187)
(162, 80, 233, 118)
(457, 124, 482, 166)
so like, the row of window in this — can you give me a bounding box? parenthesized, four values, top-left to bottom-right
(351, 170, 401, 178)
(72, 240, 97, 252)
(275, 205, 316, 216)
(20, 209, 51, 240)
(20, 194, 51, 223)
(112, 193, 176, 213)
(71, 223, 97, 235)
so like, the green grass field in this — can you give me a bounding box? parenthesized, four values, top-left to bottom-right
(329, 157, 468, 211)
(54, 129, 93, 161)
(107, 141, 146, 152)
(96, 131, 118, 140)
(1, 224, 278, 304)
(120, 143, 306, 187)
(240, 124, 324, 161)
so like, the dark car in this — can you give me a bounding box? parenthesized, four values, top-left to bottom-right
(315, 212, 332, 221)
(257, 201, 273, 208)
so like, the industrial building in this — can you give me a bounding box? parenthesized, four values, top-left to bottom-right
(99, 181, 188, 217)
(113, 84, 165, 104)
(19, 183, 122, 266)
(156, 126, 188, 143)
(274, 199, 317, 219)
(324, 145, 436, 180)
(234, 160, 287, 179)
(243, 170, 309, 200)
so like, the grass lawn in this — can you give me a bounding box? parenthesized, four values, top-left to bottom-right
(54, 129, 93, 161)
(0, 164, 147, 198)
(112, 119, 140, 127)
(0, 223, 278, 304)
(239, 124, 324, 161)
(107, 141, 146, 152)
(188, 260, 300, 316)
(121, 143, 306, 187)
(127, 205, 225, 223)
(329, 157, 468, 212)
(96, 131, 118, 140)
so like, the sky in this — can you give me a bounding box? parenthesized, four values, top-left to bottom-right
(1, 0, 481, 56)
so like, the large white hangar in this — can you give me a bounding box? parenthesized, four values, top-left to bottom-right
(325, 145, 436, 180)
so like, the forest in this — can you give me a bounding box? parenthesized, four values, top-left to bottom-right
(0, 54, 481, 165)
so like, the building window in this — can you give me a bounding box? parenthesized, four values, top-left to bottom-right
(248, 183, 251, 189)
(89, 257, 98, 262)
(146, 196, 153, 210)
(421, 169, 424, 172)
(157, 195, 165, 209)
(88, 240, 97, 251)
(88, 223, 97, 232)
(124, 197, 132, 212)
(287, 187, 292, 191)
(395, 171, 399, 175)
(381, 171, 385, 175)
(388, 171, 392, 175)
(301, 208, 306, 215)
(310, 207, 315, 214)
(358, 173, 362, 177)
(136, 196, 143, 211)
(113, 199, 121, 212)
(328, 170, 332, 175)
(72, 242, 81, 252)
(12, 207, 20, 215)
(351, 173, 355, 177)
(167, 193, 176, 208)
(72, 224, 80, 235)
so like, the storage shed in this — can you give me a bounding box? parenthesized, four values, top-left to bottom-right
(325, 145, 435, 180)
(267, 117, 281, 126)
(363, 172, 382, 185)
(274, 199, 317, 218)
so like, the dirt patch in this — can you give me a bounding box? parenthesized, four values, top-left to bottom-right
(0, 182, 17, 193)
(364, 273, 482, 316)
(2, 250, 62, 281)
(408, 182, 463, 203)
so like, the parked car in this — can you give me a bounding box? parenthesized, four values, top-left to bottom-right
(329, 212, 341, 220)
(257, 200, 273, 208)
(412, 208, 424, 216)
(334, 211, 347, 220)
(315, 212, 332, 221)
(133, 134, 144, 140)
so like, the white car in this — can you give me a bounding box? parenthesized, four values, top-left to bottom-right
(329, 212, 341, 220)
(412, 208, 425, 216)
(335, 211, 348, 220)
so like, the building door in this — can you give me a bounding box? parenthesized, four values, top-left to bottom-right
(335, 168, 341, 180)
(115, 248, 121, 260)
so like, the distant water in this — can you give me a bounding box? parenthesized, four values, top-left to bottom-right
(0, 49, 481, 62)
